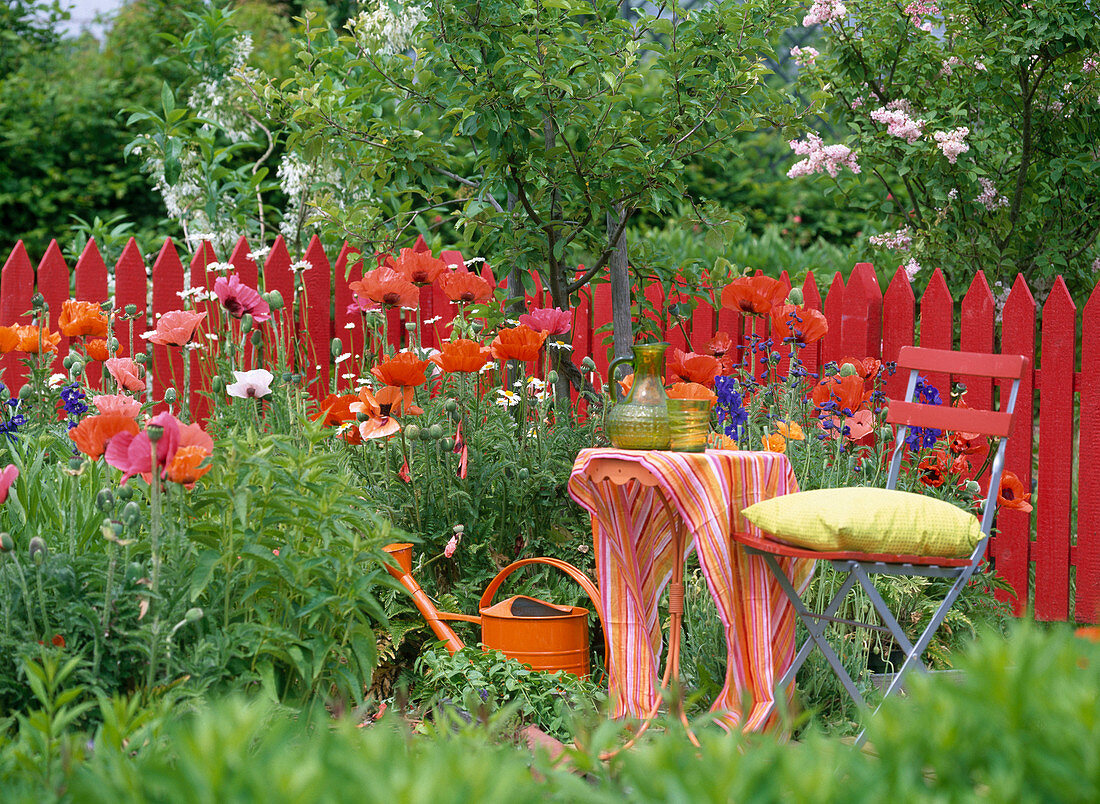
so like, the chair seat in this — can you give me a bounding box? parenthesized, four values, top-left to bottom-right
(733, 531, 973, 568)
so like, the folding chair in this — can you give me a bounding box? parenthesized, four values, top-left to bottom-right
(734, 346, 1028, 742)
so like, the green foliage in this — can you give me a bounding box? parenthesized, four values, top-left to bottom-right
(792, 0, 1100, 295)
(412, 646, 605, 741)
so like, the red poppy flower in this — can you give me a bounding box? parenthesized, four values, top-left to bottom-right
(440, 270, 493, 304)
(372, 351, 430, 388)
(998, 471, 1033, 512)
(69, 414, 141, 460)
(0, 326, 18, 353)
(706, 332, 734, 357)
(51, 634, 65, 648)
(350, 267, 420, 309)
(811, 374, 871, 415)
(917, 449, 952, 487)
(13, 325, 61, 353)
(838, 356, 881, 380)
(720, 276, 789, 315)
(141, 310, 206, 347)
(393, 248, 447, 286)
(770, 305, 828, 347)
(667, 348, 721, 387)
(59, 299, 108, 338)
(491, 325, 548, 362)
(431, 339, 492, 373)
(312, 394, 358, 427)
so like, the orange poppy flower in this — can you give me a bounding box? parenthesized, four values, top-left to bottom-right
(313, 394, 358, 427)
(394, 248, 447, 286)
(13, 325, 61, 353)
(58, 299, 108, 338)
(350, 386, 381, 418)
(376, 384, 422, 417)
(720, 276, 789, 315)
(838, 356, 881, 380)
(812, 373, 871, 415)
(85, 338, 117, 362)
(770, 305, 828, 347)
(69, 414, 141, 460)
(142, 310, 206, 347)
(431, 339, 492, 373)
(667, 348, 721, 387)
(350, 266, 420, 309)
(0, 326, 18, 353)
(491, 325, 548, 362)
(372, 351, 430, 388)
(776, 421, 805, 441)
(706, 331, 734, 358)
(998, 471, 1033, 513)
(761, 433, 787, 453)
(359, 415, 401, 440)
(440, 270, 493, 304)
(917, 449, 952, 487)
(666, 382, 717, 404)
(105, 357, 145, 392)
(618, 372, 634, 398)
(166, 445, 212, 486)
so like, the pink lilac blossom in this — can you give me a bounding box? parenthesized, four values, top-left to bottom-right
(903, 258, 921, 281)
(1093, 257, 1100, 273)
(940, 57, 961, 76)
(870, 106, 925, 143)
(786, 134, 861, 178)
(1083, 56, 1098, 73)
(802, 0, 846, 26)
(904, 0, 939, 31)
(791, 46, 819, 66)
(975, 178, 1009, 211)
(869, 228, 913, 250)
(933, 127, 970, 163)
(850, 96, 864, 109)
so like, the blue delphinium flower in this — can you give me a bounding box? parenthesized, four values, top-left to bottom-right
(714, 375, 748, 439)
(904, 375, 943, 450)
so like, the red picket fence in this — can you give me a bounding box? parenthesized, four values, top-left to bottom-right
(2, 236, 1097, 625)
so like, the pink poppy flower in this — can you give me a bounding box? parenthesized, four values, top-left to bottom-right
(0, 464, 18, 504)
(92, 394, 142, 417)
(444, 534, 459, 558)
(214, 274, 271, 324)
(141, 310, 206, 347)
(104, 412, 181, 484)
(105, 358, 146, 392)
(518, 306, 572, 336)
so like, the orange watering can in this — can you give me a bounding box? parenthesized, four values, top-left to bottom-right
(383, 543, 605, 677)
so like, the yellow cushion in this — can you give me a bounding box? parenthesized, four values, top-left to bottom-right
(740, 487, 984, 557)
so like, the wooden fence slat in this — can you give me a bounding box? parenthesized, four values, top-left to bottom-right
(882, 266, 915, 402)
(188, 242, 216, 422)
(1035, 278, 1076, 621)
(75, 239, 109, 303)
(842, 262, 882, 360)
(592, 280, 613, 384)
(228, 236, 259, 291)
(690, 291, 715, 358)
(1, 243, 36, 390)
(918, 268, 954, 397)
(263, 237, 297, 371)
(958, 271, 996, 489)
(996, 273, 1036, 615)
(822, 272, 845, 366)
(302, 235, 332, 395)
(113, 239, 147, 366)
(1078, 283, 1100, 623)
(37, 240, 70, 377)
(800, 272, 823, 377)
(150, 239, 186, 408)
(333, 244, 364, 392)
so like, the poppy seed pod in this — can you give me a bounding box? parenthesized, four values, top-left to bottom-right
(164, 388, 177, 405)
(428, 424, 443, 440)
(444, 399, 458, 413)
(419, 427, 432, 442)
(121, 501, 142, 527)
(0, 532, 13, 552)
(404, 424, 421, 440)
(147, 424, 163, 443)
(125, 304, 138, 317)
(134, 352, 148, 365)
(29, 536, 47, 563)
(441, 437, 454, 451)
(68, 457, 83, 471)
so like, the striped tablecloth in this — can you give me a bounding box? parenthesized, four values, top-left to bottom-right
(568, 447, 814, 732)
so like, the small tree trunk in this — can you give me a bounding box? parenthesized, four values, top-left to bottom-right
(607, 206, 633, 400)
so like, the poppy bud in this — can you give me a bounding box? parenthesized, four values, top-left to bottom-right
(965, 480, 981, 495)
(356, 412, 369, 422)
(63, 355, 75, 370)
(0, 386, 7, 402)
(29, 536, 47, 563)
(121, 501, 142, 527)
(32, 293, 45, 310)
(212, 375, 225, 394)
(429, 424, 443, 440)
(0, 532, 13, 552)
(404, 424, 421, 440)
(185, 607, 204, 623)
(581, 356, 596, 372)
(786, 288, 804, 306)
(96, 491, 115, 516)
(519, 468, 529, 480)
(444, 399, 458, 413)
(267, 290, 284, 311)
(548, 370, 559, 384)
(117, 484, 134, 502)
(250, 330, 262, 347)
(241, 314, 254, 333)
(441, 437, 454, 451)
(164, 388, 177, 405)
(19, 384, 34, 402)
(108, 338, 119, 352)
(330, 338, 343, 359)
(839, 363, 859, 377)
(125, 561, 144, 582)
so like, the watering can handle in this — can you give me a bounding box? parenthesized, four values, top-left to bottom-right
(481, 557, 605, 632)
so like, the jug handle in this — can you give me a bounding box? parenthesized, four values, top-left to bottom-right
(607, 353, 633, 403)
(480, 557, 608, 658)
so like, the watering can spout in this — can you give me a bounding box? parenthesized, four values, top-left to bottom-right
(383, 543, 465, 655)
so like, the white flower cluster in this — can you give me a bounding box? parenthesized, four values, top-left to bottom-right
(933, 127, 970, 163)
(277, 152, 343, 243)
(349, 2, 427, 56)
(974, 178, 1009, 211)
(187, 35, 259, 144)
(869, 228, 913, 251)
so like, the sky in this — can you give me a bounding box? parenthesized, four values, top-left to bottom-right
(59, 0, 126, 37)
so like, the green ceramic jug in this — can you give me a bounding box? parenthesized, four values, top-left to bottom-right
(605, 342, 670, 450)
